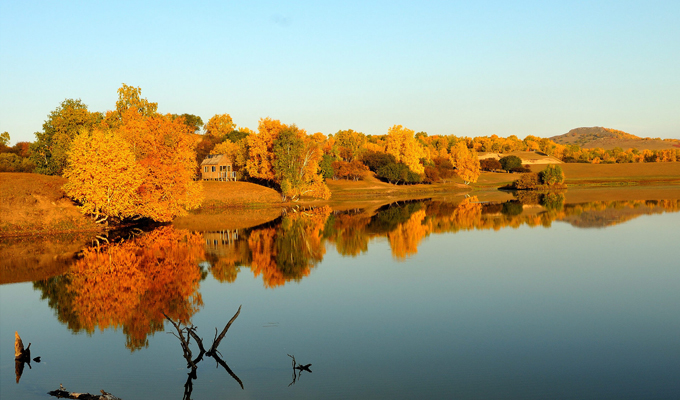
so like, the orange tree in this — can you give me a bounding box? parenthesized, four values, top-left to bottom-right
(63, 85, 203, 223)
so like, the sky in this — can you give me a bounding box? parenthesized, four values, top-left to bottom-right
(1, 0, 679, 145)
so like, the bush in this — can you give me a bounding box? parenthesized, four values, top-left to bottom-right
(332, 160, 368, 180)
(423, 166, 440, 183)
(376, 162, 421, 184)
(512, 173, 540, 189)
(539, 164, 564, 186)
(499, 155, 523, 171)
(510, 165, 532, 173)
(361, 151, 396, 172)
(480, 158, 502, 171)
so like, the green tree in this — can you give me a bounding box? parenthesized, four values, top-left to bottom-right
(273, 126, 330, 200)
(173, 113, 204, 134)
(539, 164, 565, 186)
(30, 99, 102, 175)
(499, 155, 523, 171)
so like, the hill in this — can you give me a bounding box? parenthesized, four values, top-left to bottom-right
(550, 127, 680, 150)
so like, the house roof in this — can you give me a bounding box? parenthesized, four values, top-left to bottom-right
(201, 154, 230, 166)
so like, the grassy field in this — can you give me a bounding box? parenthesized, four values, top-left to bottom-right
(2, 162, 680, 236)
(528, 162, 680, 186)
(0, 173, 100, 236)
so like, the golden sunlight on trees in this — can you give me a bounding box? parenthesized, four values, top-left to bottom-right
(63, 130, 143, 222)
(63, 85, 203, 223)
(30, 99, 102, 175)
(65, 227, 205, 351)
(385, 125, 426, 174)
(450, 142, 480, 184)
(205, 114, 236, 139)
(274, 126, 331, 201)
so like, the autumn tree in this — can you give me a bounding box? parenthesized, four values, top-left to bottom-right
(539, 164, 565, 186)
(173, 113, 204, 134)
(450, 142, 480, 184)
(245, 118, 284, 183)
(30, 99, 102, 175)
(63, 85, 203, 223)
(499, 155, 523, 171)
(273, 126, 330, 200)
(114, 109, 204, 222)
(205, 114, 236, 139)
(63, 129, 143, 222)
(385, 125, 426, 174)
(334, 129, 367, 162)
(0, 131, 8, 146)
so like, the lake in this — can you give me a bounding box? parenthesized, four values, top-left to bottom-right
(2, 189, 680, 399)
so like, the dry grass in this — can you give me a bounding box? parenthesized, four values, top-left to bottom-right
(528, 163, 680, 185)
(0, 173, 100, 236)
(200, 181, 282, 207)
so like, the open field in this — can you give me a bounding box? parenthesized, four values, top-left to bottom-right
(2, 162, 679, 236)
(0, 173, 100, 236)
(528, 162, 680, 186)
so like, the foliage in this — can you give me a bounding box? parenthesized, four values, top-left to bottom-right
(63, 85, 203, 223)
(30, 99, 102, 175)
(511, 173, 541, 189)
(205, 114, 236, 139)
(450, 142, 480, 184)
(334, 129, 367, 162)
(273, 126, 330, 200)
(331, 160, 369, 180)
(173, 113, 204, 134)
(539, 164, 565, 185)
(0, 153, 34, 172)
(63, 129, 143, 222)
(376, 162, 421, 184)
(361, 150, 396, 172)
(499, 155, 523, 171)
(113, 109, 204, 222)
(385, 125, 426, 174)
(319, 154, 335, 179)
(114, 84, 158, 118)
(0, 131, 9, 146)
(66, 227, 205, 350)
(480, 158, 502, 171)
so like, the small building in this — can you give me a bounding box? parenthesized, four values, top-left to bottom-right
(200, 154, 238, 181)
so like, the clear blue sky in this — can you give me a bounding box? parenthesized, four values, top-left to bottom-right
(1, 0, 678, 145)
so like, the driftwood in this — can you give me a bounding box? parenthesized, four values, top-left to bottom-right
(287, 354, 312, 386)
(164, 305, 243, 400)
(47, 385, 121, 400)
(15, 331, 40, 383)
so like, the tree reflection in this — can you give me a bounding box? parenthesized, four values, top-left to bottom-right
(34, 227, 205, 351)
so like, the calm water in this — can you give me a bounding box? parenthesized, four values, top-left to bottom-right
(1, 194, 680, 399)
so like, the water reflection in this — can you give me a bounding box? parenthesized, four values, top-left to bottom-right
(34, 227, 205, 351)
(28, 197, 680, 349)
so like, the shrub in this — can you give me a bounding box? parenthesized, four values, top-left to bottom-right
(539, 164, 564, 186)
(480, 158, 502, 171)
(512, 173, 540, 189)
(332, 160, 368, 180)
(499, 155, 523, 171)
(376, 162, 421, 184)
(510, 165, 532, 173)
(361, 151, 396, 172)
(423, 166, 440, 183)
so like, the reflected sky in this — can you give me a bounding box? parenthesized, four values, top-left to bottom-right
(1, 197, 680, 399)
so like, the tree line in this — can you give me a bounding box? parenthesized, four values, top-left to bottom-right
(3, 84, 679, 223)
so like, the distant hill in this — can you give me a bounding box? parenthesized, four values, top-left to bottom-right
(550, 127, 679, 150)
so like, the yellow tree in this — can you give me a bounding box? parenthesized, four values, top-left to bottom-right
(245, 118, 286, 182)
(204, 114, 236, 139)
(116, 109, 203, 222)
(334, 129, 367, 162)
(450, 142, 480, 184)
(385, 125, 426, 174)
(63, 129, 143, 222)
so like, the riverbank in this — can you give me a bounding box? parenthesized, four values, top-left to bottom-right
(2, 163, 680, 236)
